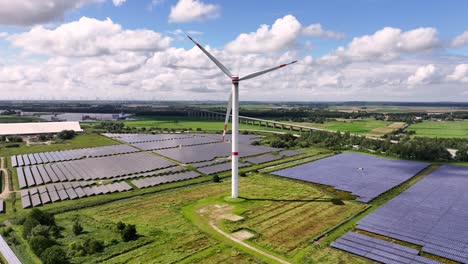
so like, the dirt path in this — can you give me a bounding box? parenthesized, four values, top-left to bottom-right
(198, 203, 291, 264)
(209, 222, 290, 264)
(0, 157, 11, 199)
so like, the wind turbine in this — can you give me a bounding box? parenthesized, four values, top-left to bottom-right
(188, 35, 297, 198)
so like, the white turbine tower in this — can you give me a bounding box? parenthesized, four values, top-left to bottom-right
(188, 36, 297, 198)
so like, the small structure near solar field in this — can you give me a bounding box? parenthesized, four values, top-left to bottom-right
(0, 121, 82, 136)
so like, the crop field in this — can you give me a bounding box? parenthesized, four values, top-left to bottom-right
(289, 118, 396, 136)
(0, 133, 117, 157)
(328, 105, 468, 113)
(407, 120, 468, 138)
(8, 172, 366, 264)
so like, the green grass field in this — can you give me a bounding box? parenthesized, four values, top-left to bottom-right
(407, 120, 468, 138)
(123, 117, 285, 132)
(6, 172, 367, 264)
(0, 133, 117, 157)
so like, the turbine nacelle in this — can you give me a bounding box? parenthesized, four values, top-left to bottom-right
(231, 76, 239, 84)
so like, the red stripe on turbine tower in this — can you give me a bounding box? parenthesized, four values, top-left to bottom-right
(232, 152, 239, 156)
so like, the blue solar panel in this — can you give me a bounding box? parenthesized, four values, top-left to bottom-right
(332, 232, 440, 264)
(357, 165, 468, 263)
(272, 152, 429, 203)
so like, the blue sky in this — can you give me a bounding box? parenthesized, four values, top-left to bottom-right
(0, 0, 467, 101)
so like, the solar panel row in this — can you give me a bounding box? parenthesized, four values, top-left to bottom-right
(190, 159, 229, 168)
(131, 171, 200, 188)
(16, 152, 175, 188)
(244, 153, 283, 164)
(110, 166, 188, 182)
(357, 165, 468, 263)
(10, 145, 138, 167)
(21, 181, 133, 208)
(198, 162, 250, 175)
(131, 136, 220, 151)
(272, 152, 429, 203)
(331, 232, 440, 264)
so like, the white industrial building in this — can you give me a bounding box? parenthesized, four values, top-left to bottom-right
(0, 122, 83, 136)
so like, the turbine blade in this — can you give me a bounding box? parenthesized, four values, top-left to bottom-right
(239, 60, 298, 81)
(187, 35, 233, 78)
(222, 91, 233, 141)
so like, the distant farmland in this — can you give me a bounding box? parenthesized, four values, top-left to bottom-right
(408, 120, 468, 138)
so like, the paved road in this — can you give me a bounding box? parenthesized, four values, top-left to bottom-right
(209, 221, 291, 264)
(0, 235, 21, 264)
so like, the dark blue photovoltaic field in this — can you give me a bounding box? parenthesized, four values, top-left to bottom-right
(271, 152, 429, 203)
(357, 165, 468, 263)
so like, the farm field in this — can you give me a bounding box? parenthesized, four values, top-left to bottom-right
(407, 120, 468, 138)
(123, 118, 285, 132)
(0, 115, 41, 123)
(328, 105, 468, 113)
(0, 133, 117, 157)
(288, 118, 397, 136)
(8, 173, 367, 263)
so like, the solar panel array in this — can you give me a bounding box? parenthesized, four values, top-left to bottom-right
(272, 152, 429, 203)
(131, 171, 200, 189)
(21, 181, 132, 208)
(16, 152, 175, 188)
(203, 134, 262, 144)
(155, 142, 279, 163)
(279, 150, 303, 157)
(198, 162, 249, 175)
(11, 145, 138, 167)
(103, 133, 193, 144)
(331, 232, 440, 264)
(357, 165, 468, 263)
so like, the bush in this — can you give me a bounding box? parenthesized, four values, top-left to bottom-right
(240, 172, 247, 177)
(121, 224, 138, 242)
(1, 227, 13, 237)
(41, 246, 69, 264)
(116, 221, 126, 231)
(5, 144, 20, 148)
(72, 221, 83, 236)
(82, 237, 104, 254)
(212, 175, 220, 183)
(29, 235, 55, 255)
(31, 225, 50, 238)
(29, 208, 55, 226)
(196, 128, 202, 131)
(57, 130, 76, 140)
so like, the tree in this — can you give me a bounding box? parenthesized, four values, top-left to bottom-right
(28, 235, 55, 255)
(121, 224, 138, 242)
(455, 146, 468, 161)
(41, 246, 69, 264)
(28, 208, 55, 226)
(72, 221, 83, 236)
(22, 217, 40, 238)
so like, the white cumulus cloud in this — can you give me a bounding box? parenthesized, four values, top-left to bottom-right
(8, 17, 172, 57)
(451, 31, 468, 47)
(225, 15, 302, 54)
(407, 64, 436, 86)
(0, 0, 102, 26)
(302, 23, 345, 39)
(319, 27, 439, 65)
(448, 64, 468, 83)
(169, 0, 219, 23)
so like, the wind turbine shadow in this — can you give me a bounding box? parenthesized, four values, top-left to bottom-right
(238, 196, 347, 205)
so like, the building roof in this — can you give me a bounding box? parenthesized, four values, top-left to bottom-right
(0, 121, 83, 136)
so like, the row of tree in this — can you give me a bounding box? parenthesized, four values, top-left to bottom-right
(267, 131, 467, 162)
